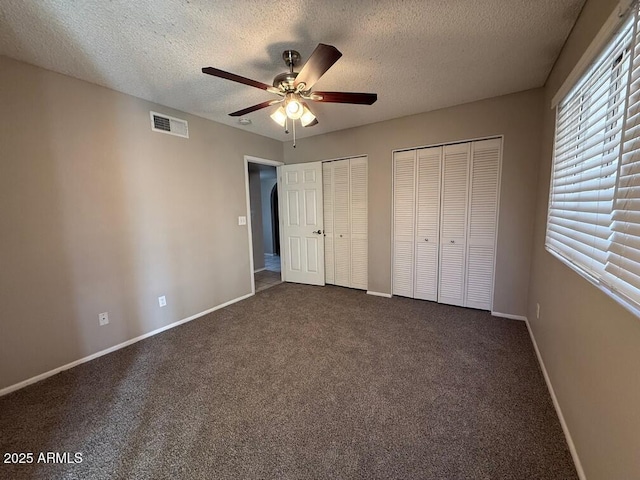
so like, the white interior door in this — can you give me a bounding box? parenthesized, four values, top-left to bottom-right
(333, 159, 351, 287)
(280, 162, 325, 286)
(350, 157, 368, 290)
(414, 146, 442, 301)
(322, 162, 335, 284)
(393, 150, 416, 298)
(465, 138, 501, 310)
(438, 143, 470, 307)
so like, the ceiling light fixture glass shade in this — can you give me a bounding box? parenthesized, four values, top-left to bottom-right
(270, 106, 287, 127)
(300, 105, 316, 127)
(271, 96, 316, 148)
(284, 93, 303, 120)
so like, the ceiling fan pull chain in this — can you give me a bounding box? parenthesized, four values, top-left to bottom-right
(293, 119, 297, 148)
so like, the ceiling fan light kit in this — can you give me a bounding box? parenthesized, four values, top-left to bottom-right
(270, 106, 287, 127)
(202, 43, 377, 147)
(284, 92, 304, 120)
(300, 105, 316, 127)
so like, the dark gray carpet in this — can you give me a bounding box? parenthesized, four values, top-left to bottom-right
(0, 283, 578, 479)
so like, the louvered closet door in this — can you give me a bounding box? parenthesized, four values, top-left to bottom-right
(414, 147, 442, 301)
(323, 162, 335, 284)
(350, 157, 368, 290)
(438, 143, 470, 307)
(333, 159, 351, 287)
(393, 150, 416, 297)
(465, 139, 501, 310)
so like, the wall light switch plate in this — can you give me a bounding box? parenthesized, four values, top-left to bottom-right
(158, 296, 167, 307)
(98, 312, 109, 326)
(238, 216, 247, 225)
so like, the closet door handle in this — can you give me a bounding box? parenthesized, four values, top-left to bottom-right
(450, 240, 455, 244)
(425, 238, 429, 242)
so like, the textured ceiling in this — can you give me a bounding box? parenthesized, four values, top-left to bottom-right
(0, 0, 585, 141)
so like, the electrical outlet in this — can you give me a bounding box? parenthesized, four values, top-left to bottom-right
(536, 303, 540, 319)
(158, 295, 167, 307)
(98, 312, 109, 326)
(238, 216, 247, 225)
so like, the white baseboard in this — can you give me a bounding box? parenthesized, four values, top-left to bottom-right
(525, 319, 586, 480)
(0, 292, 254, 397)
(253, 267, 266, 273)
(491, 311, 527, 321)
(366, 291, 392, 298)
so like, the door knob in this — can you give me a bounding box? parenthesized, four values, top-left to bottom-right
(312, 230, 322, 234)
(425, 238, 429, 242)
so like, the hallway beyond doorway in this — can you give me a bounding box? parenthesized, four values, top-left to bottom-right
(255, 254, 281, 292)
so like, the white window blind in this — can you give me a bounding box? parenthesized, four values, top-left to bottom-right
(547, 2, 640, 313)
(605, 5, 640, 307)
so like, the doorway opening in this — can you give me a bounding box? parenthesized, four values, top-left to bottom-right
(245, 157, 283, 293)
(271, 183, 280, 257)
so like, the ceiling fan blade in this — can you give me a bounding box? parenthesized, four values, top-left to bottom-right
(308, 91, 377, 105)
(229, 100, 281, 117)
(303, 118, 319, 127)
(202, 67, 280, 94)
(294, 44, 342, 90)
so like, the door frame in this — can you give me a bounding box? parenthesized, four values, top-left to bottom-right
(244, 155, 284, 295)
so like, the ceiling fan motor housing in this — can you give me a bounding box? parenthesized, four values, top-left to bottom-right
(273, 71, 298, 89)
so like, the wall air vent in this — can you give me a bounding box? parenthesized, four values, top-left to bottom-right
(150, 111, 189, 138)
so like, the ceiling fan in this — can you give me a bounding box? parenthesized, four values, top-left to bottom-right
(202, 43, 377, 146)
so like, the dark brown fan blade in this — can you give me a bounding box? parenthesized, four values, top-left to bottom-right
(309, 91, 377, 105)
(229, 100, 281, 117)
(294, 44, 342, 90)
(202, 67, 280, 94)
(303, 118, 319, 127)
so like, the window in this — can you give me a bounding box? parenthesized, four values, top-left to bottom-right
(546, 3, 640, 312)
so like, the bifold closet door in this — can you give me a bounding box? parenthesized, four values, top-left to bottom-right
(465, 139, 501, 310)
(323, 162, 335, 284)
(350, 157, 368, 289)
(323, 157, 368, 290)
(333, 159, 351, 287)
(393, 139, 500, 309)
(393, 150, 416, 297)
(414, 147, 442, 301)
(438, 143, 470, 307)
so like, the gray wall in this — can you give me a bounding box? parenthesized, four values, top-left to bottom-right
(285, 89, 544, 316)
(0, 56, 282, 390)
(261, 177, 277, 255)
(528, 1, 640, 478)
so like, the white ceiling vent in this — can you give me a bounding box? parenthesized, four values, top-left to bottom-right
(150, 111, 189, 138)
